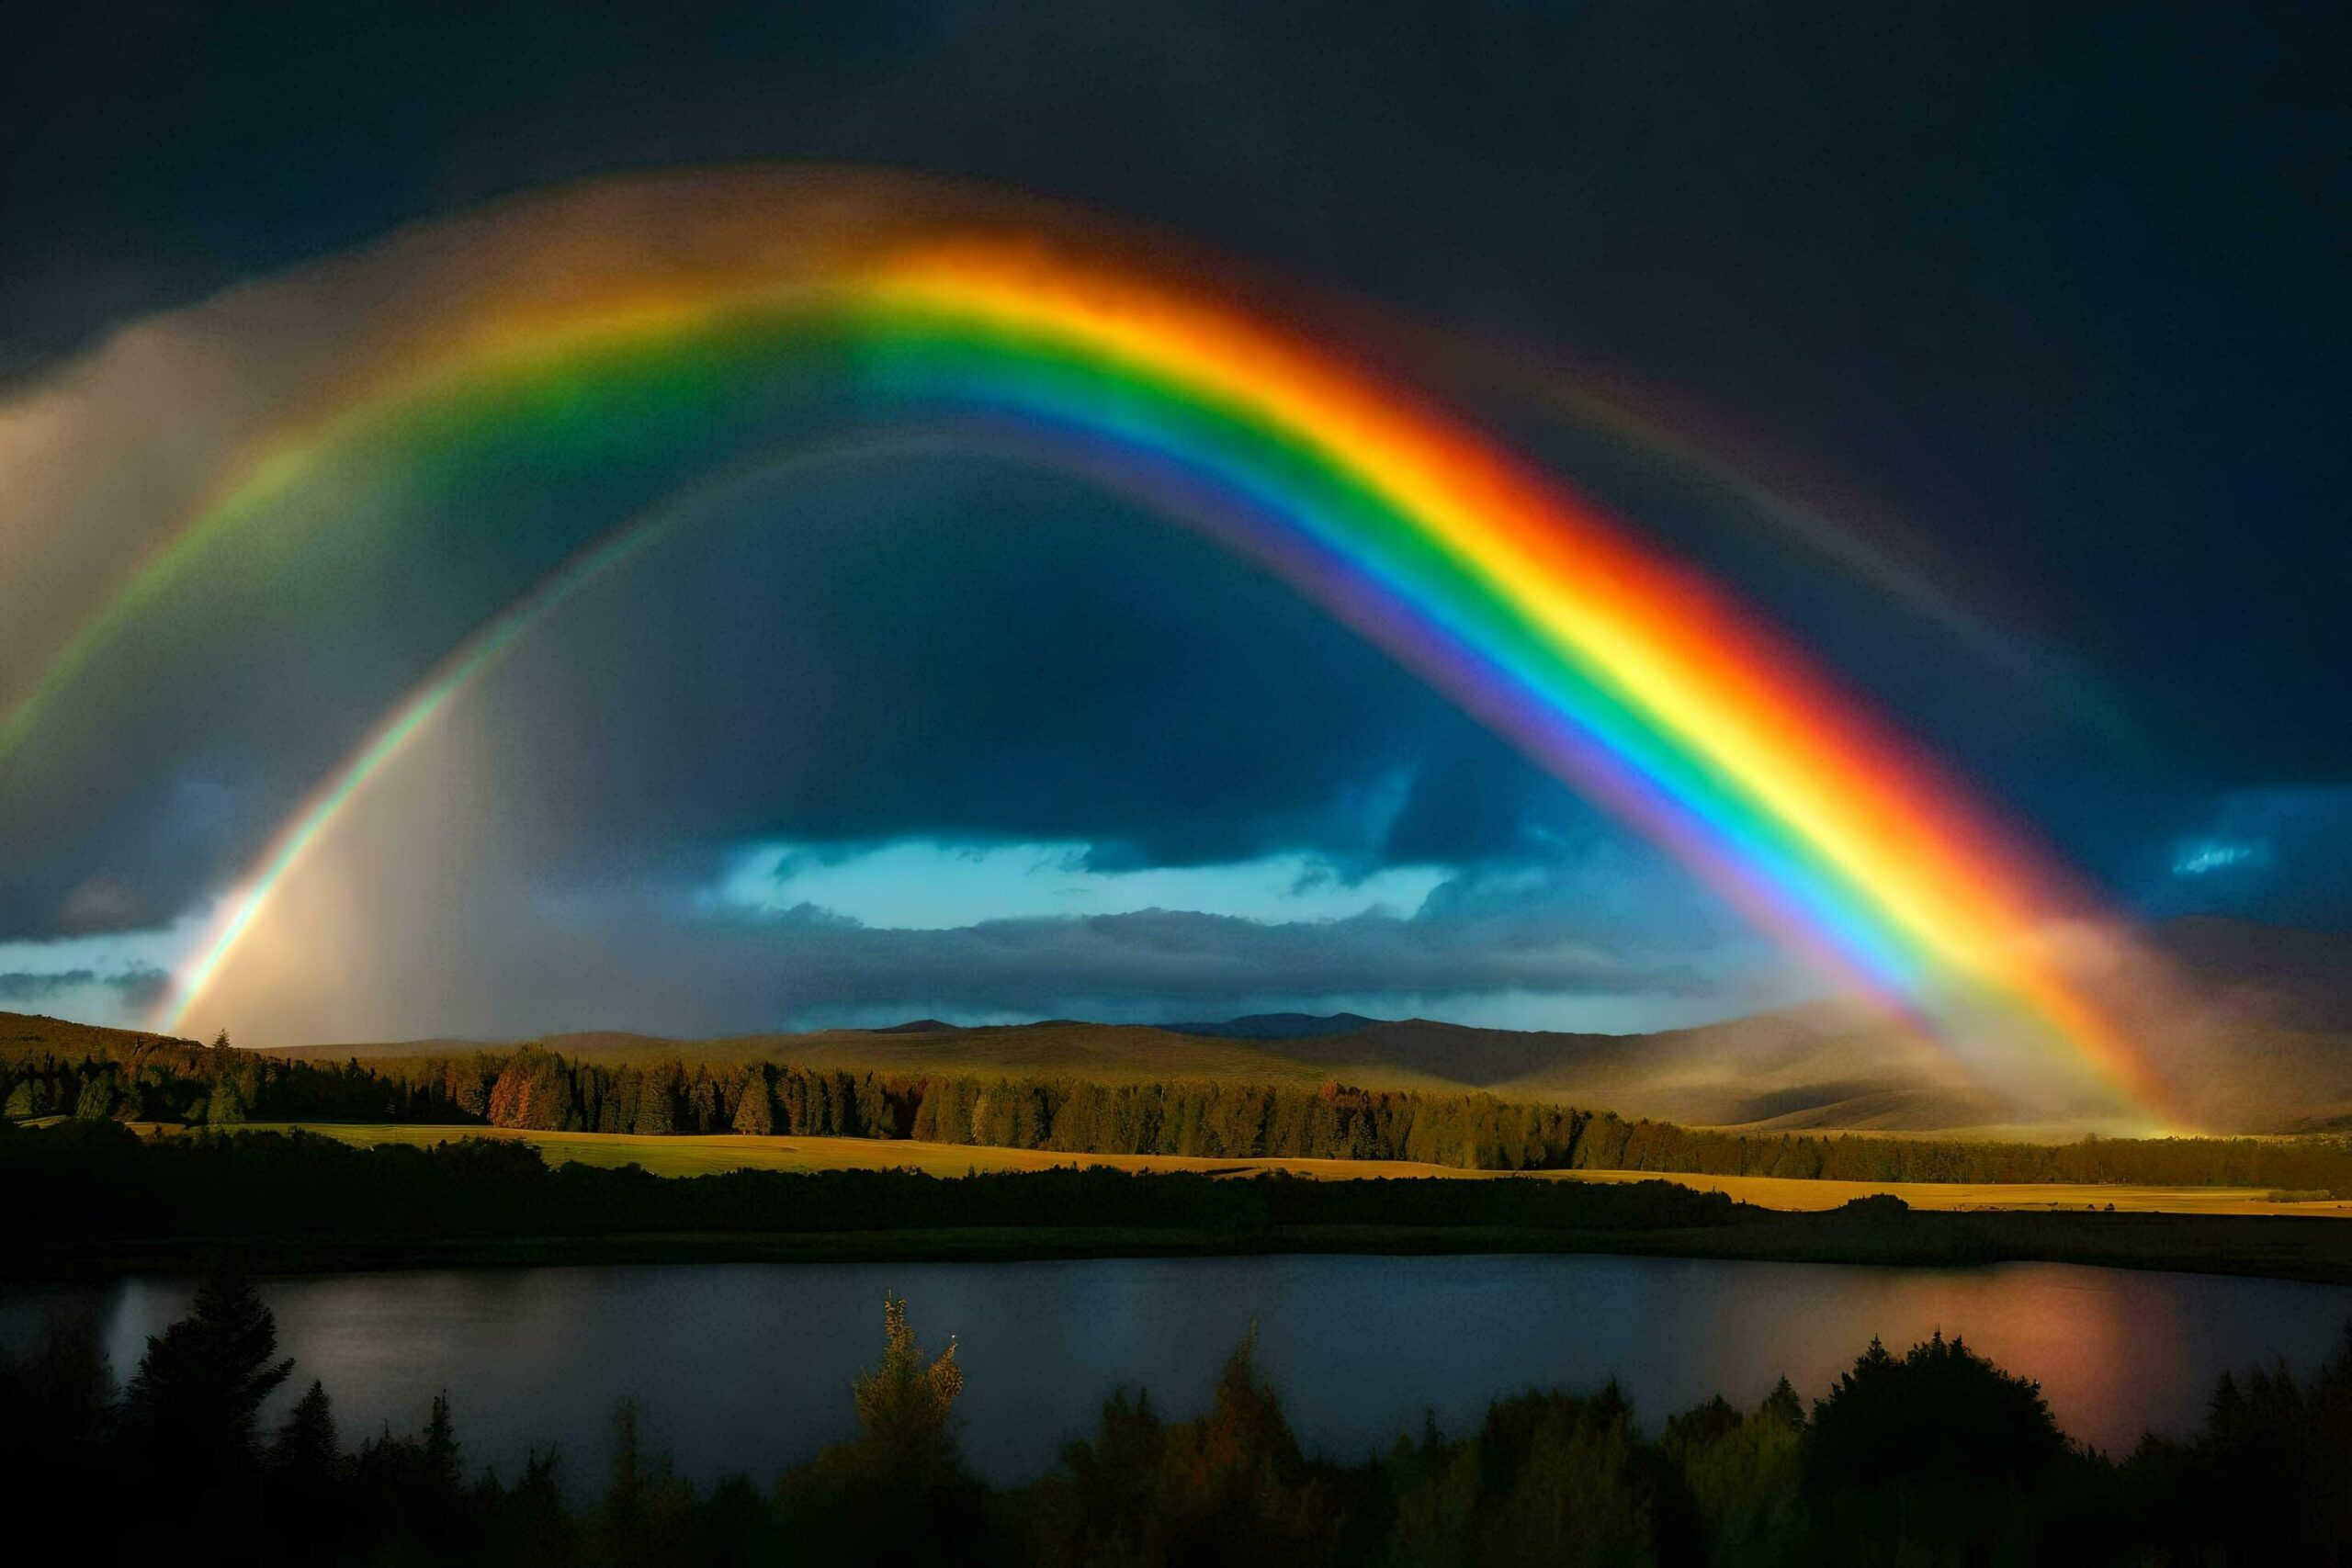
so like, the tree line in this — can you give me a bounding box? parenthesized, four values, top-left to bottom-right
(9, 1033, 2352, 1193)
(1, 1031, 458, 1125)
(14, 1121, 2351, 1286)
(6, 1262, 2346, 1564)
(1, 1119, 1748, 1257)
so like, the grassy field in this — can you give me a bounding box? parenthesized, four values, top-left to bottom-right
(207, 1123, 2352, 1217)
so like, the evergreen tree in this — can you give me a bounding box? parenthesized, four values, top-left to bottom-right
(423, 1391, 461, 1495)
(1808, 1331, 2066, 1493)
(272, 1377, 344, 1484)
(235, 1053, 266, 1118)
(594, 1400, 698, 1562)
(121, 1269, 294, 1479)
(854, 1073, 898, 1140)
(730, 1076, 774, 1135)
(686, 1068, 719, 1133)
(634, 1064, 676, 1136)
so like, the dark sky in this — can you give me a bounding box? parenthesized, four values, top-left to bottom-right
(1, 1, 2345, 1037)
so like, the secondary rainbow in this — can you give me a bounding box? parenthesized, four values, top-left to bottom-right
(28, 216, 2157, 1113)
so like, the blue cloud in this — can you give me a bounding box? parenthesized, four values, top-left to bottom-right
(711, 838, 1450, 930)
(0, 963, 171, 1015)
(2143, 788, 2352, 927)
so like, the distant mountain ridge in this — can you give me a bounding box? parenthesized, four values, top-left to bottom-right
(1159, 1012, 1383, 1040)
(175, 999, 2045, 1133)
(12, 918, 2348, 1135)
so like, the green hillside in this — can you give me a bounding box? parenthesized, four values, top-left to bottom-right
(0, 1011, 198, 1061)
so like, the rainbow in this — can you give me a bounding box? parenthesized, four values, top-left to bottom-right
(0, 177, 2164, 1115)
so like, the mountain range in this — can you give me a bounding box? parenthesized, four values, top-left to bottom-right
(11, 919, 2346, 1136)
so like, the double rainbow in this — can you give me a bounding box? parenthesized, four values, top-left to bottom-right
(0, 181, 2162, 1114)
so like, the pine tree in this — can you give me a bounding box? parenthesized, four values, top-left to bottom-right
(854, 1073, 897, 1140)
(121, 1270, 294, 1476)
(730, 1077, 774, 1135)
(1757, 1375, 1804, 1430)
(423, 1391, 461, 1494)
(686, 1068, 719, 1133)
(633, 1067, 675, 1135)
(235, 1054, 265, 1117)
(272, 1378, 344, 1483)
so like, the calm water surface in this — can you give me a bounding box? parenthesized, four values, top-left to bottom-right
(6, 1255, 2347, 1489)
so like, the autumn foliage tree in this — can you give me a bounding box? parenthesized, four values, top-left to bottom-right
(852, 1294, 966, 1473)
(778, 1293, 983, 1564)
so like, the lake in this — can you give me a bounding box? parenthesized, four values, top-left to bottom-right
(6, 1254, 2348, 1490)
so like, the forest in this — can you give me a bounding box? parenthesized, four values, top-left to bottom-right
(0, 1116, 1749, 1255)
(8, 1030, 2352, 1194)
(10, 1119, 2352, 1285)
(5, 1261, 2346, 1565)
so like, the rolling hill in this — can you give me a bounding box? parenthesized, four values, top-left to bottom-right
(10, 919, 2346, 1134)
(243, 1000, 2050, 1133)
(0, 1011, 198, 1060)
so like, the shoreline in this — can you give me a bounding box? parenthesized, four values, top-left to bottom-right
(16, 1208, 2352, 1287)
(181, 1122, 2352, 1217)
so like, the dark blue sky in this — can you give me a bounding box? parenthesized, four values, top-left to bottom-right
(0, 2, 2344, 1039)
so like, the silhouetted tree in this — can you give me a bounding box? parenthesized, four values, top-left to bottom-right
(271, 1377, 343, 1484)
(424, 1390, 462, 1494)
(1033, 1326, 1347, 1566)
(266, 1376, 347, 1552)
(1806, 1331, 2081, 1560)
(1809, 1332, 2066, 1491)
(2143, 1324, 2352, 1562)
(594, 1400, 698, 1567)
(0, 1301, 114, 1510)
(120, 1269, 294, 1499)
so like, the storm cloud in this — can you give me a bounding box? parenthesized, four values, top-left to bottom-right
(2, 5, 2342, 1043)
(0, 964, 171, 1012)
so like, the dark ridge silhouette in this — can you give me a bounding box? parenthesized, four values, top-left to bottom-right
(1159, 1011, 1383, 1039)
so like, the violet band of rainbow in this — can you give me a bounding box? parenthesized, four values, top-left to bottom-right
(6, 238, 2159, 1115)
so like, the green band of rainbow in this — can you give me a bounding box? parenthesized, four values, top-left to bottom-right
(4, 205, 2164, 1117)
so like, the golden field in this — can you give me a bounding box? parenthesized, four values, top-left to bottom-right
(209, 1123, 2352, 1217)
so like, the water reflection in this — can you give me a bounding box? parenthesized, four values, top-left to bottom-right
(6, 1255, 2346, 1489)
